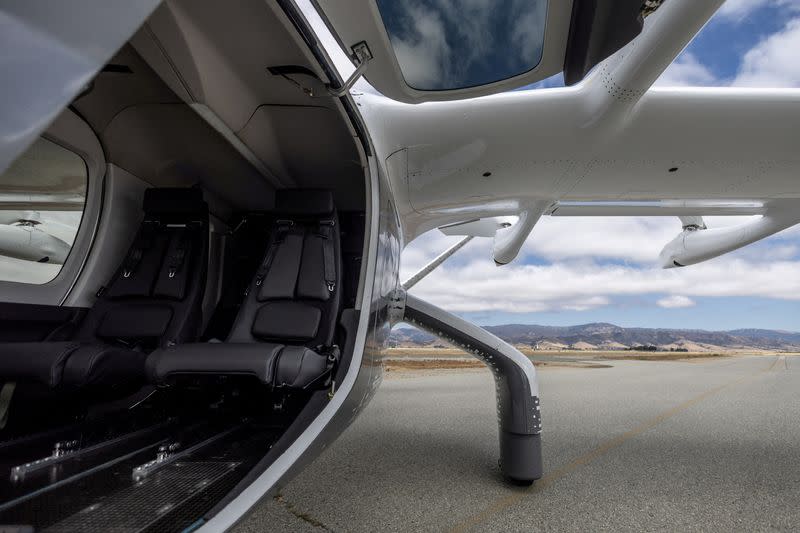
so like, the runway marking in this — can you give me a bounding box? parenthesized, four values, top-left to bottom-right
(449, 356, 781, 533)
(274, 493, 332, 531)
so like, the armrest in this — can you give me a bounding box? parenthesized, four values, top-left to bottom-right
(145, 342, 284, 384)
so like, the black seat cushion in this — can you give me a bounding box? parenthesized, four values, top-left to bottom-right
(95, 305, 174, 342)
(252, 302, 321, 342)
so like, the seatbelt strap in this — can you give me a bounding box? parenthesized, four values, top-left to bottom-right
(319, 219, 336, 293)
(0, 382, 16, 430)
(254, 220, 294, 288)
(122, 249, 143, 278)
(166, 232, 190, 278)
(122, 223, 156, 278)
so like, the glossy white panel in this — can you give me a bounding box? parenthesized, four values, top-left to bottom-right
(0, 0, 161, 173)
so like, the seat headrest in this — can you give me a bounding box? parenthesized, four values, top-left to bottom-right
(143, 188, 206, 217)
(275, 189, 334, 217)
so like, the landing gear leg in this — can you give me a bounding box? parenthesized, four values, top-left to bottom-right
(403, 294, 543, 483)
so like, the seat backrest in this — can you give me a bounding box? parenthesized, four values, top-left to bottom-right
(227, 189, 342, 348)
(74, 188, 209, 350)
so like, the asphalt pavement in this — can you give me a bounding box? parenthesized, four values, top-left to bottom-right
(234, 355, 800, 532)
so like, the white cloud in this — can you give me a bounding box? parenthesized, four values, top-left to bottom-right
(401, 216, 765, 278)
(407, 254, 800, 313)
(509, 0, 546, 66)
(718, 0, 773, 20)
(401, 217, 800, 315)
(656, 5, 800, 88)
(718, 0, 800, 21)
(732, 17, 800, 87)
(390, 5, 452, 89)
(657, 295, 696, 308)
(656, 52, 719, 87)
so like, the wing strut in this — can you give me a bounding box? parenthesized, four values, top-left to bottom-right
(404, 294, 543, 482)
(402, 236, 474, 290)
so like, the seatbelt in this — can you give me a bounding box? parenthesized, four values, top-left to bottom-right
(254, 220, 294, 288)
(166, 232, 190, 279)
(0, 382, 16, 430)
(122, 223, 156, 278)
(318, 220, 337, 293)
(122, 249, 143, 278)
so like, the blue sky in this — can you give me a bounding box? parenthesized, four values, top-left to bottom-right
(401, 2, 800, 333)
(682, 1, 795, 83)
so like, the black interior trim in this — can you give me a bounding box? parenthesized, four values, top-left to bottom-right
(563, 0, 646, 86)
(0, 303, 87, 342)
(266, 65, 320, 79)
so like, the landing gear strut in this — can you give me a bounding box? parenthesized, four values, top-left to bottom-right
(403, 294, 543, 483)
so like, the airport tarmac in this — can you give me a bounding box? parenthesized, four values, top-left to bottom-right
(234, 355, 800, 532)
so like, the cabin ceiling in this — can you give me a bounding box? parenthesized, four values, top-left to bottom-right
(72, 0, 364, 218)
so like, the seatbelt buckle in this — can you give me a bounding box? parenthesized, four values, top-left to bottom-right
(326, 345, 340, 364)
(326, 281, 335, 292)
(317, 344, 340, 364)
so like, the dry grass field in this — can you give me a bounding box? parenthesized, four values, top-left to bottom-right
(382, 347, 800, 372)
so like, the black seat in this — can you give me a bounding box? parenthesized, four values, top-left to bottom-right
(147, 189, 342, 389)
(0, 188, 209, 391)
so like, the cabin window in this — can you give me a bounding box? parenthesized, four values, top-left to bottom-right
(375, 0, 548, 90)
(0, 138, 88, 284)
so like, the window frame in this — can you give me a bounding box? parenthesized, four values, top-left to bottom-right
(0, 109, 105, 306)
(312, 0, 574, 103)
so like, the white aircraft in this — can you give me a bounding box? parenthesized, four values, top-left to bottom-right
(0, 211, 75, 265)
(0, 1, 797, 531)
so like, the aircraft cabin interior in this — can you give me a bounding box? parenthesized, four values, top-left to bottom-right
(0, 1, 369, 529)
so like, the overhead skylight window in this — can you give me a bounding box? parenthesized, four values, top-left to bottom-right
(375, 0, 548, 91)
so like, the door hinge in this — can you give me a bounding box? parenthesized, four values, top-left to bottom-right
(328, 41, 373, 97)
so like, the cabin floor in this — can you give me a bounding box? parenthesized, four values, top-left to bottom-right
(0, 383, 308, 532)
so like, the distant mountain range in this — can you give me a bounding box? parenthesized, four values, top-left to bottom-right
(389, 322, 800, 352)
